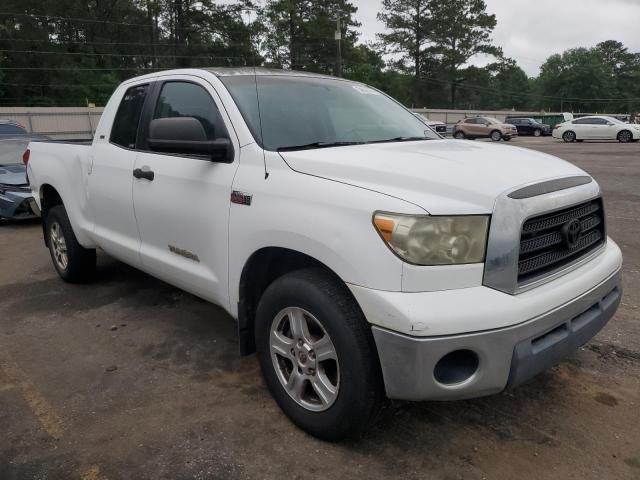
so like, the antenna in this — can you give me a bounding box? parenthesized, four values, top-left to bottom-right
(247, 8, 269, 180)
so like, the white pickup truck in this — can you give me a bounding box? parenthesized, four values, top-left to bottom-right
(27, 68, 622, 440)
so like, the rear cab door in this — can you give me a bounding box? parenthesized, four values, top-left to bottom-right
(131, 74, 240, 307)
(87, 80, 153, 267)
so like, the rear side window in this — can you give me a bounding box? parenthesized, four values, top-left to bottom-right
(573, 118, 595, 125)
(153, 82, 228, 140)
(0, 123, 28, 135)
(110, 84, 149, 149)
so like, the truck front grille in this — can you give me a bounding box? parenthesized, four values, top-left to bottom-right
(518, 198, 605, 284)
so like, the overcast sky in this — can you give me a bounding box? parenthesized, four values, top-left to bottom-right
(351, 0, 640, 76)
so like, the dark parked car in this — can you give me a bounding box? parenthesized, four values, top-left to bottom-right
(0, 120, 46, 220)
(505, 117, 551, 137)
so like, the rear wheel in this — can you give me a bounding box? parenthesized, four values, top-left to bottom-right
(45, 205, 96, 282)
(563, 131, 576, 143)
(490, 130, 502, 142)
(454, 131, 465, 139)
(618, 130, 633, 143)
(255, 268, 384, 441)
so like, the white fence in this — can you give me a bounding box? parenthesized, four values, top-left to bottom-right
(0, 107, 104, 139)
(412, 108, 631, 124)
(0, 106, 629, 139)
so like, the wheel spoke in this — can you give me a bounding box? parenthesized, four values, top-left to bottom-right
(288, 309, 311, 343)
(271, 331, 294, 357)
(313, 335, 337, 362)
(286, 369, 306, 399)
(311, 372, 337, 406)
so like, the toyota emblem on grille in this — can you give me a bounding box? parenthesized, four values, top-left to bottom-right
(562, 219, 583, 248)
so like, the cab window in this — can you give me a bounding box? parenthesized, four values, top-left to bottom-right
(110, 84, 149, 149)
(153, 82, 228, 141)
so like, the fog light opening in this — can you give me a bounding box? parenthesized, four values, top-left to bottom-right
(433, 349, 479, 386)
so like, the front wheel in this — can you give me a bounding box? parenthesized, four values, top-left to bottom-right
(45, 205, 96, 282)
(255, 268, 384, 441)
(618, 130, 633, 143)
(454, 131, 465, 139)
(490, 130, 502, 142)
(533, 129, 542, 137)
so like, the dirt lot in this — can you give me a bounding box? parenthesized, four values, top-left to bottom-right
(1, 138, 639, 480)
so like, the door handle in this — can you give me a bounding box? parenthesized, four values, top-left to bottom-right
(133, 168, 154, 181)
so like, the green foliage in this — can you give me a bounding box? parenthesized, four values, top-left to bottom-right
(0, 1, 639, 114)
(259, 0, 359, 74)
(536, 47, 615, 112)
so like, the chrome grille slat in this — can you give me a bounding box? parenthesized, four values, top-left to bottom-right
(521, 202, 600, 235)
(517, 198, 606, 284)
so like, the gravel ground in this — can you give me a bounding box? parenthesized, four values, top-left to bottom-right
(1, 137, 639, 480)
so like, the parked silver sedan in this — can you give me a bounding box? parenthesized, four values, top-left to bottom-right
(0, 120, 45, 220)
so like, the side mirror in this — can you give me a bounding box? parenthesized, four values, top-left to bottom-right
(147, 117, 233, 163)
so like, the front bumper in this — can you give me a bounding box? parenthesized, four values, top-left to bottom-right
(371, 269, 621, 401)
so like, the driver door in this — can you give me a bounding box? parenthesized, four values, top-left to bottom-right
(132, 77, 239, 306)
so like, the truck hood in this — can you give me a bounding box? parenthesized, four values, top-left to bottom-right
(280, 140, 589, 214)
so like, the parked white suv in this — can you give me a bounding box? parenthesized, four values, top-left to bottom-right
(553, 115, 640, 143)
(26, 69, 622, 440)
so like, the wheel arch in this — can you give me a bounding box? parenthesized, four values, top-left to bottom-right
(39, 184, 64, 246)
(237, 246, 356, 355)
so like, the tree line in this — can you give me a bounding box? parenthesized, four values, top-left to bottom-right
(0, 0, 639, 113)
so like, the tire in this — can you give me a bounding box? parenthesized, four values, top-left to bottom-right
(490, 130, 502, 142)
(45, 205, 96, 283)
(563, 131, 576, 143)
(255, 268, 384, 441)
(454, 131, 465, 140)
(618, 130, 633, 143)
(533, 129, 542, 137)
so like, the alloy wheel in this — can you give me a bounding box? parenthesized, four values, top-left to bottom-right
(50, 221, 68, 271)
(269, 307, 340, 412)
(619, 131, 632, 143)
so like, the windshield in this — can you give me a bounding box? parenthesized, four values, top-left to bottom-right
(220, 75, 440, 151)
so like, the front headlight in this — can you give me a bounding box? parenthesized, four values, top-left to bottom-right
(373, 213, 490, 265)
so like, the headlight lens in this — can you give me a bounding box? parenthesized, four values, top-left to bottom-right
(373, 213, 490, 265)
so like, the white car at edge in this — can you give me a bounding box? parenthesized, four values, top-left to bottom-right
(25, 68, 622, 440)
(553, 115, 640, 143)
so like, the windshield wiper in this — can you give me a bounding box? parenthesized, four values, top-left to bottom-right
(367, 136, 434, 144)
(277, 141, 364, 152)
